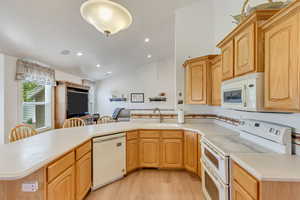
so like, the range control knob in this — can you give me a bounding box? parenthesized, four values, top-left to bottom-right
(275, 130, 280, 136)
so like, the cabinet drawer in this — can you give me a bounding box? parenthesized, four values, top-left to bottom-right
(127, 131, 139, 140)
(47, 151, 75, 183)
(76, 140, 91, 160)
(139, 130, 160, 138)
(233, 162, 258, 199)
(161, 130, 183, 139)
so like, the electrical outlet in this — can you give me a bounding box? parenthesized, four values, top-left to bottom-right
(22, 181, 39, 192)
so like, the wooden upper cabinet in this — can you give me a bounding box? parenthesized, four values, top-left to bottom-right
(221, 40, 234, 80)
(217, 10, 279, 81)
(184, 131, 198, 173)
(263, 12, 300, 111)
(139, 138, 160, 167)
(234, 23, 255, 76)
(183, 55, 218, 105)
(211, 56, 222, 106)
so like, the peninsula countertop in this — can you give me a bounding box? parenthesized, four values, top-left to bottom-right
(1, 121, 300, 182)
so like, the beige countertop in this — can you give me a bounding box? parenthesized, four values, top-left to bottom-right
(0, 121, 299, 182)
(230, 153, 300, 182)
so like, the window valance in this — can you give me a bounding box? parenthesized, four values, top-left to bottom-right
(16, 59, 56, 86)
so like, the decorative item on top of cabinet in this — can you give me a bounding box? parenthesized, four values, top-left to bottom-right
(217, 9, 279, 81)
(211, 55, 222, 106)
(183, 55, 218, 105)
(262, 1, 300, 112)
(184, 131, 198, 174)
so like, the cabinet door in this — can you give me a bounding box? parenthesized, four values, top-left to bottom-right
(184, 132, 198, 173)
(234, 23, 255, 76)
(221, 40, 234, 80)
(233, 181, 256, 200)
(264, 13, 300, 111)
(76, 152, 91, 200)
(186, 61, 207, 104)
(48, 166, 75, 200)
(161, 139, 183, 168)
(139, 139, 160, 167)
(198, 135, 202, 178)
(211, 59, 222, 106)
(126, 139, 139, 172)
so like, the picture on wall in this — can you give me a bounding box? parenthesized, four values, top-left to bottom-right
(130, 93, 144, 103)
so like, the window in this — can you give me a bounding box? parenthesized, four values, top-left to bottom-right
(21, 81, 52, 130)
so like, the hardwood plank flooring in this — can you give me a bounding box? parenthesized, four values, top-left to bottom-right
(86, 169, 204, 200)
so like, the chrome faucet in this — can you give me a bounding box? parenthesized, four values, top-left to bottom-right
(153, 108, 163, 123)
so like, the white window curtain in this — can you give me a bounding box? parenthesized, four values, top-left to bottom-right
(82, 79, 96, 114)
(16, 59, 56, 86)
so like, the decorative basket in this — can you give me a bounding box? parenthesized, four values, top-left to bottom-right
(232, 0, 290, 24)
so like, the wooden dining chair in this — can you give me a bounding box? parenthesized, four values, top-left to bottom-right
(97, 116, 116, 124)
(63, 118, 86, 128)
(9, 124, 38, 143)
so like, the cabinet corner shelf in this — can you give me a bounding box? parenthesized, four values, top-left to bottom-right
(109, 98, 127, 102)
(149, 97, 167, 102)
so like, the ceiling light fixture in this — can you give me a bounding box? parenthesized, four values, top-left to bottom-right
(76, 52, 83, 56)
(147, 54, 152, 58)
(96, 64, 101, 68)
(145, 38, 150, 43)
(80, 0, 133, 37)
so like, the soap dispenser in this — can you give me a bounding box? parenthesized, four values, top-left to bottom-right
(177, 109, 185, 124)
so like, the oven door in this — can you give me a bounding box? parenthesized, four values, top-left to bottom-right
(202, 160, 229, 200)
(202, 140, 229, 184)
(221, 80, 247, 110)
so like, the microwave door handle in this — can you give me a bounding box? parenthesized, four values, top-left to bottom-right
(243, 85, 247, 107)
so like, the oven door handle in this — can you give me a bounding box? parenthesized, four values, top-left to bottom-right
(243, 84, 247, 108)
(202, 140, 224, 161)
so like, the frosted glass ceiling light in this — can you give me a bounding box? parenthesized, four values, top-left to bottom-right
(81, 0, 133, 36)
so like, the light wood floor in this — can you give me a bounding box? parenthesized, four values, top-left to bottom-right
(86, 169, 204, 200)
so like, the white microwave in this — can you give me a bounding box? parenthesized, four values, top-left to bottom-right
(221, 73, 264, 112)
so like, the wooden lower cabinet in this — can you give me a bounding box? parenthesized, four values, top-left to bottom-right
(126, 139, 139, 172)
(47, 166, 75, 200)
(197, 135, 202, 178)
(184, 131, 198, 173)
(233, 181, 255, 200)
(161, 139, 183, 168)
(139, 138, 160, 167)
(76, 152, 92, 200)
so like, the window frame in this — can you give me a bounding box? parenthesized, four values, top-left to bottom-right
(19, 81, 54, 132)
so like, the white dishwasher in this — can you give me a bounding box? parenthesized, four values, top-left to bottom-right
(92, 132, 126, 191)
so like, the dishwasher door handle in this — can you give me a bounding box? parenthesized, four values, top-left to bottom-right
(93, 135, 125, 143)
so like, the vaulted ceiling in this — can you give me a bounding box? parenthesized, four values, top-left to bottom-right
(0, 0, 197, 80)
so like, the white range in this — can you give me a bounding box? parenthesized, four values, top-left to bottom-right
(201, 119, 292, 200)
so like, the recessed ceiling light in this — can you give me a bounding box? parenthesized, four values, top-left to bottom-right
(61, 50, 71, 55)
(145, 38, 150, 43)
(96, 64, 101, 68)
(104, 71, 112, 76)
(147, 54, 152, 58)
(107, 71, 112, 74)
(76, 52, 83, 56)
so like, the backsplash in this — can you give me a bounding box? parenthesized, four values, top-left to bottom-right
(131, 112, 299, 155)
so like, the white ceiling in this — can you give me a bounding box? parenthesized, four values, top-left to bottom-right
(0, 0, 197, 80)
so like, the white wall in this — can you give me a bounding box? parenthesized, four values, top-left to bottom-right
(0, 54, 5, 144)
(55, 70, 83, 85)
(95, 59, 175, 116)
(175, 1, 215, 114)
